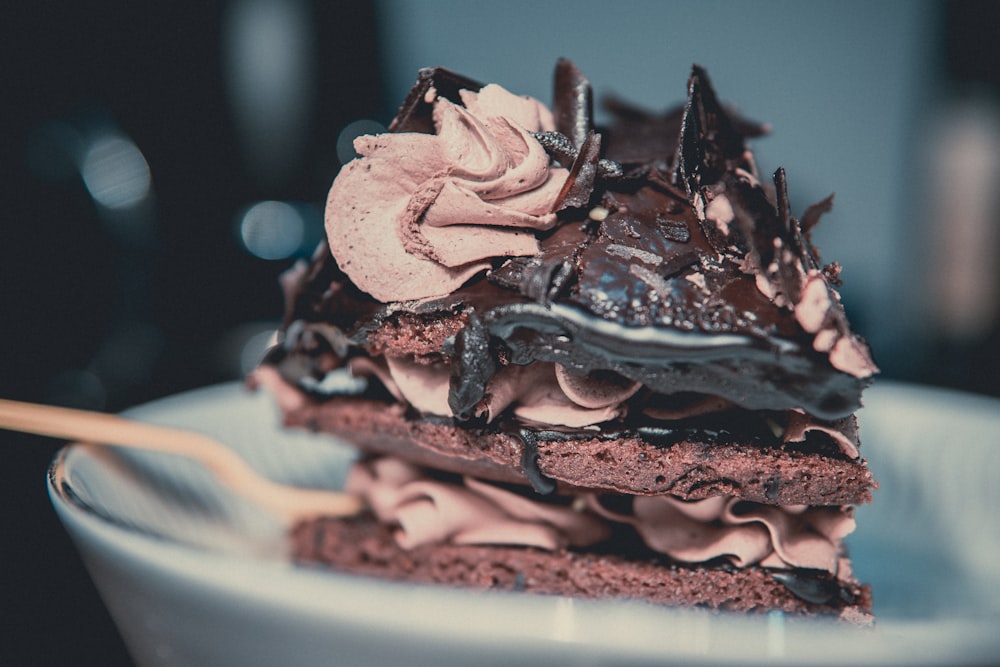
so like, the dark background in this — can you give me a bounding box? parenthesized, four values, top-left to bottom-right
(1, 1, 998, 665)
(1, 3, 382, 665)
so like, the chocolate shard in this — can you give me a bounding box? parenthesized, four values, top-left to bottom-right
(552, 58, 594, 149)
(676, 65, 750, 201)
(676, 64, 750, 196)
(801, 192, 835, 237)
(389, 67, 483, 134)
(532, 131, 579, 168)
(775, 168, 829, 295)
(486, 256, 531, 292)
(676, 65, 762, 259)
(534, 130, 624, 185)
(555, 130, 602, 210)
(601, 95, 686, 165)
(765, 168, 807, 304)
(770, 569, 843, 605)
(656, 216, 691, 243)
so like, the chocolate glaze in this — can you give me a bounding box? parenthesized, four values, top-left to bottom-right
(447, 311, 495, 420)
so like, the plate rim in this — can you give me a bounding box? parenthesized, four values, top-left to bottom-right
(47, 380, 1000, 665)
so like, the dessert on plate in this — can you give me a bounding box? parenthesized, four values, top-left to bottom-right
(252, 59, 878, 622)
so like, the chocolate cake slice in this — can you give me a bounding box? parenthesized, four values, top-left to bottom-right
(254, 60, 878, 621)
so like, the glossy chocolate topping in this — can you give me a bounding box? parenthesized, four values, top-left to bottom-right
(283, 60, 875, 424)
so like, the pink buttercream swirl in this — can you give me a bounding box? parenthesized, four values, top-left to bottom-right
(347, 456, 853, 575)
(347, 457, 611, 551)
(588, 495, 852, 574)
(326, 84, 569, 302)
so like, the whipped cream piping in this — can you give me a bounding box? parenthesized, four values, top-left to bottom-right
(348, 456, 852, 575)
(326, 84, 569, 303)
(347, 457, 610, 551)
(588, 495, 851, 574)
(783, 410, 860, 459)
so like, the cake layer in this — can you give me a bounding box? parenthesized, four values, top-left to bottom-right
(292, 514, 873, 622)
(262, 384, 875, 506)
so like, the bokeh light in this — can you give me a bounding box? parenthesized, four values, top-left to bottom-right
(215, 322, 279, 378)
(240, 326, 279, 376)
(238, 200, 306, 260)
(223, 0, 314, 186)
(80, 133, 152, 210)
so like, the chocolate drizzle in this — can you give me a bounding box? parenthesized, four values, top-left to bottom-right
(516, 428, 557, 494)
(447, 310, 495, 420)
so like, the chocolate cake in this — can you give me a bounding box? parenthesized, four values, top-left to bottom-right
(254, 59, 878, 622)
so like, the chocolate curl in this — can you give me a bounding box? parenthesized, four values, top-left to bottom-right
(552, 58, 594, 149)
(676, 64, 752, 196)
(775, 167, 829, 297)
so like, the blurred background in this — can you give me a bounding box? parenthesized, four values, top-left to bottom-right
(1, 1, 998, 664)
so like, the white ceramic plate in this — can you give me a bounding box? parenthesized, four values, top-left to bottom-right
(49, 381, 1000, 666)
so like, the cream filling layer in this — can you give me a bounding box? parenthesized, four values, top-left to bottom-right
(348, 456, 853, 575)
(348, 355, 860, 459)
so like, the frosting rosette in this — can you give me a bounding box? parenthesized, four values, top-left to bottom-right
(326, 84, 570, 302)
